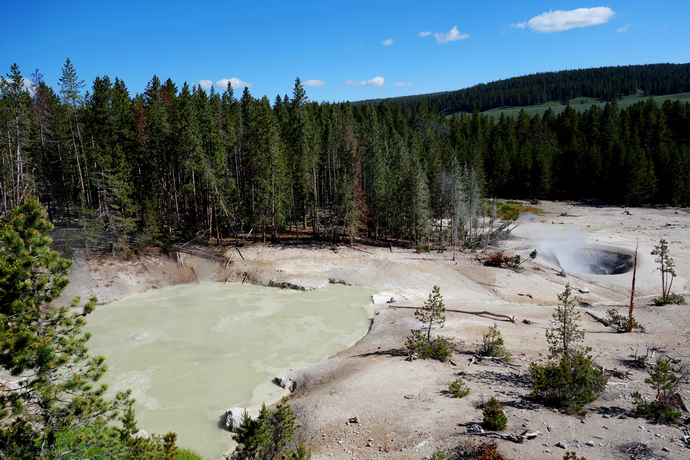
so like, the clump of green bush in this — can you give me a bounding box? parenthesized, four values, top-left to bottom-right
(430, 438, 506, 460)
(482, 397, 507, 431)
(176, 448, 206, 460)
(605, 308, 644, 332)
(406, 331, 453, 361)
(480, 323, 512, 362)
(448, 377, 470, 398)
(631, 357, 682, 423)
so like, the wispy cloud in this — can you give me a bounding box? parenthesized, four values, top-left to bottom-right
(434, 26, 469, 43)
(395, 82, 413, 87)
(340, 79, 354, 88)
(199, 79, 213, 90)
(514, 7, 615, 33)
(2, 77, 36, 95)
(382, 38, 394, 46)
(416, 31, 432, 37)
(355, 77, 385, 87)
(303, 79, 325, 88)
(215, 78, 253, 90)
(616, 23, 631, 33)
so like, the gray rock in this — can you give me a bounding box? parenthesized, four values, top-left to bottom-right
(467, 424, 485, 434)
(276, 371, 297, 392)
(586, 440, 595, 446)
(556, 441, 567, 449)
(132, 429, 149, 439)
(225, 407, 260, 431)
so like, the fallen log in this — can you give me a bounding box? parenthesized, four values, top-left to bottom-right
(389, 305, 516, 324)
(585, 310, 612, 327)
(468, 355, 523, 372)
(347, 245, 373, 255)
(464, 424, 541, 443)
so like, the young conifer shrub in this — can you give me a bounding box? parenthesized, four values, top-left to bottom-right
(448, 378, 470, 398)
(480, 323, 512, 362)
(232, 397, 309, 460)
(631, 357, 682, 423)
(529, 284, 606, 414)
(482, 397, 508, 431)
(405, 286, 452, 361)
(651, 239, 686, 305)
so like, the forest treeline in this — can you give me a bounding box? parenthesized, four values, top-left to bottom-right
(358, 63, 690, 114)
(1, 60, 690, 252)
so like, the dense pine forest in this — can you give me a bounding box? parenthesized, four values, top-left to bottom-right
(1, 60, 690, 252)
(358, 63, 690, 114)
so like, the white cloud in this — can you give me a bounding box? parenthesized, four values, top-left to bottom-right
(417, 31, 432, 37)
(215, 78, 253, 90)
(303, 79, 325, 87)
(2, 77, 35, 95)
(382, 38, 394, 46)
(395, 82, 413, 87)
(339, 79, 354, 88)
(517, 7, 615, 33)
(434, 26, 469, 43)
(616, 23, 631, 33)
(355, 77, 385, 87)
(199, 79, 213, 90)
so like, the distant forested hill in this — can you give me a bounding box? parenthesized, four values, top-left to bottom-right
(357, 63, 690, 114)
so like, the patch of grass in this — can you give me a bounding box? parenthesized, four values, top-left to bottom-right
(497, 201, 541, 221)
(176, 448, 206, 460)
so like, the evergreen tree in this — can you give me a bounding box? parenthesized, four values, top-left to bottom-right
(58, 58, 89, 204)
(546, 283, 585, 357)
(0, 64, 37, 210)
(0, 198, 132, 458)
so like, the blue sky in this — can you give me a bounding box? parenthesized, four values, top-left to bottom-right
(2, 1, 689, 103)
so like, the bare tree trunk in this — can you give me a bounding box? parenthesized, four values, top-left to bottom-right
(627, 243, 638, 332)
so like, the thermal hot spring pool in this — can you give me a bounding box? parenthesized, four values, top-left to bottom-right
(86, 282, 376, 458)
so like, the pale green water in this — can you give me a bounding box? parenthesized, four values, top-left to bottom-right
(86, 283, 375, 459)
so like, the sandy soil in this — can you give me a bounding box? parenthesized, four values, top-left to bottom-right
(64, 201, 690, 460)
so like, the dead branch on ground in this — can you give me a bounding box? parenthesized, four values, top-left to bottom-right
(389, 305, 517, 324)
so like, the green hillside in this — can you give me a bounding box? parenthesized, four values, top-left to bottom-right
(481, 91, 690, 118)
(356, 63, 690, 115)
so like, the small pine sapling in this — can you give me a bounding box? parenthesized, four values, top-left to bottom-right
(546, 283, 585, 357)
(631, 357, 682, 423)
(530, 284, 606, 414)
(405, 286, 452, 361)
(482, 397, 508, 431)
(448, 377, 470, 398)
(651, 239, 686, 305)
(480, 323, 512, 362)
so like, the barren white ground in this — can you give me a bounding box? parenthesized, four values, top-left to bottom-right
(63, 201, 690, 460)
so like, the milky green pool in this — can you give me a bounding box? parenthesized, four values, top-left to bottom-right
(86, 283, 374, 459)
